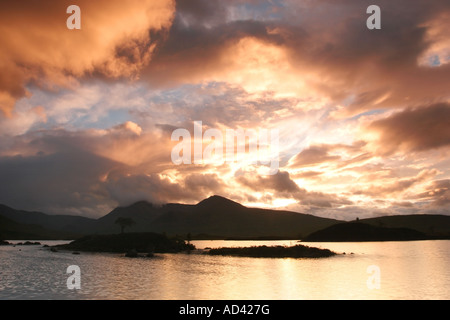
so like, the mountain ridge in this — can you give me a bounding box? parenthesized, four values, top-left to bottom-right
(1, 196, 450, 240)
(304, 222, 429, 242)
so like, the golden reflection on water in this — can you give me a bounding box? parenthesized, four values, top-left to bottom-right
(0, 240, 448, 299)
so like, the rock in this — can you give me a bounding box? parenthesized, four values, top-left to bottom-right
(50, 247, 58, 252)
(146, 252, 154, 258)
(125, 249, 139, 258)
(72, 251, 80, 255)
(56, 232, 195, 254)
(17, 241, 41, 246)
(207, 244, 336, 258)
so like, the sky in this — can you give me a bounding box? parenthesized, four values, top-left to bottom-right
(0, 0, 449, 220)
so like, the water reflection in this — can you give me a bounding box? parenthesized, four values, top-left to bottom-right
(0, 240, 448, 299)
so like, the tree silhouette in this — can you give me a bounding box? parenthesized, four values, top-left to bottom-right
(115, 217, 135, 234)
(186, 232, 192, 254)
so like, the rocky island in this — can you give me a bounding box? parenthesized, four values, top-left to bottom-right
(56, 232, 195, 255)
(207, 244, 336, 258)
(304, 222, 428, 242)
(53, 232, 337, 259)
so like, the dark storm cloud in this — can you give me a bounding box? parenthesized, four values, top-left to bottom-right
(281, 0, 450, 113)
(141, 0, 450, 114)
(0, 151, 120, 216)
(369, 103, 450, 155)
(0, 126, 229, 216)
(2, 0, 449, 116)
(417, 179, 450, 207)
(353, 169, 438, 197)
(237, 171, 301, 194)
(105, 172, 227, 207)
(142, 15, 281, 87)
(237, 170, 352, 208)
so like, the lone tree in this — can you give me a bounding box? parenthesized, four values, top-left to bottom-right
(115, 217, 135, 234)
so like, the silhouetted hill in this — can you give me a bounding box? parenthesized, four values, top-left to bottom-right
(360, 215, 450, 238)
(196, 195, 245, 210)
(2, 197, 450, 240)
(98, 195, 341, 238)
(94, 201, 162, 234)
(2, 197, 340, 239)
(304, 222, 428, 242)
(0, 204, 95, 236)
(0, 214, 77, 240)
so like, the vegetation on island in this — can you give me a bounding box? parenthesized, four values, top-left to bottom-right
(207, 244, 336, 258)
(56, 232, 195, 254)
(0, 233, 8, 245)
(304, 222, 429, 242)
(115, 217, 135, 234)
(15, 241, 41, 245)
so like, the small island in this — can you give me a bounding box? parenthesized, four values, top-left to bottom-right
(52, 232, 337, 259)
(304, 222, 428, 242)
(206, 244, 336, 258)
(56, 232, 195, 255)
(16, 241, 41, 246)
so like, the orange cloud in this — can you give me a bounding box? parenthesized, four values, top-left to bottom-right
(367, 103, 450, 155)
(0, 0, 175, 116)
(354, 169, 439, 197)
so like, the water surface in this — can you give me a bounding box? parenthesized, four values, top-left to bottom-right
(0, 240, 448, 300)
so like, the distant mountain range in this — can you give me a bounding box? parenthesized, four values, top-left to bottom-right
(0, 204, 94, 240)
(1, 195, 450, 240)
(304, 222, 428, 242)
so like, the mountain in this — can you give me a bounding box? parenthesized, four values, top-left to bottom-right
(304, 222, 429, 242)
(0, 204, 96, 233)
(196, 195, 245, 210)
(94, 201, 162, 234)
(0, 214, 76, 240)
(1, 196, 341, 239)
(360, 215, 450, 238)
(0, 204, 95, 238)
(1, 196, 450, 240)
(94, 195, 342, 238)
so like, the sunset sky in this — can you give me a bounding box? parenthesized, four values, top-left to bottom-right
(0, 0, 449, 220)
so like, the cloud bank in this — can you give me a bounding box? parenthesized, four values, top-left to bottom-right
(0, 0, 449, 219)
